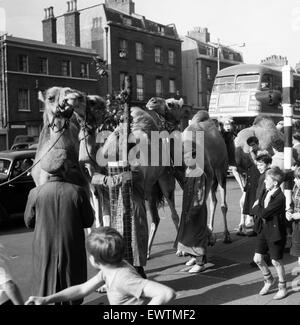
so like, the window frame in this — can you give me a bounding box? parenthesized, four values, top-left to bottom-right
(155, 77, 163, 97)
(168, 50, 176, 66)
(18, 88, 30, 112)
(80, 62, 89, 78)
(136, 42, 144, 61)
(136, 74, 144, 101)
(206, 66, 212, 81)
(155, 47, 163, 64)
(119, 39, 128, 59)
(61, 60, 71, 77)
(169, 79, 176, 95)
(39, 57, 48, 75)
(18, 55, 28, 73)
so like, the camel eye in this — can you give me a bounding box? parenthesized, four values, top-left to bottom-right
(48, 96, 55, 102)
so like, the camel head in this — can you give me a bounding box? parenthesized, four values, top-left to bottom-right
(146, 97, 189, 125)
(39, 87, 86, 134)
(74, 95, 107, 131)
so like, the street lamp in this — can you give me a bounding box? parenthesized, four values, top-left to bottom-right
(217, 39, 246, 72)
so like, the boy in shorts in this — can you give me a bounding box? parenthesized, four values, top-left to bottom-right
(252, 167, 287, 300)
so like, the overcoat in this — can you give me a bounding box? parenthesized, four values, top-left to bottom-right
(252, 188, 286, 243)
(24, 176, 94, 304)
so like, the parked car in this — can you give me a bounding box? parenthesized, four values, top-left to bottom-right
(11, 143, 38, 151)
(0, 150, 36, 225)
(13, 135, 39, 145)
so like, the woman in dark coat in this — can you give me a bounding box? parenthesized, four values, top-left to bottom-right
(24, 149, 94, 305)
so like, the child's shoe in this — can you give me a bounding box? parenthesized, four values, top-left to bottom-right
(259, 273, 276, 295)
(273, 282, 287, 300)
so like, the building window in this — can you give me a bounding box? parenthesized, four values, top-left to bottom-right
(61, 60, 71, 76)
(120, 72, 128, 91)
(119, 39, 128, 59)
(136, 74, 144, 101)
(80, 63, 89, 78)
(18, 55, 28, 72)
(39, 57, 48, 74)
(18, 89, 30, 111)
(136, 42, 144, 61)
(229, 53, 234, 61)
(155, 47, 162, 64)
(206, 66, 212, 81)
(27, 126, 40, 137)
(123, 17, 132, 26)
(156, 78, 163, 97)
(169, 79, 176, 94)
(158, 25, 165, 35)
(206, 91, 211, 106)
(168, 50, 175, 66)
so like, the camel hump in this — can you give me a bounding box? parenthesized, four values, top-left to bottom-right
(191, 110, 210, 124)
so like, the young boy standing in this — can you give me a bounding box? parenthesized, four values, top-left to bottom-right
(252, 167, 288, 300)
(25, 228, 176, 306)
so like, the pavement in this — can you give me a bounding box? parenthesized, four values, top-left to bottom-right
(84, 180, 300, 306)
(1, 179, 300, 306)
(85, 230, 300, 306)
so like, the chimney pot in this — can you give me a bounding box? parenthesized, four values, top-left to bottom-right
(74, 0, 77, 11)
(67, 1, 70, 12)
(44, 8, 48, 19)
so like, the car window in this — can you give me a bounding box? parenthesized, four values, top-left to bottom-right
(11, 158, 34, 179)
(0, 159, 11, 175)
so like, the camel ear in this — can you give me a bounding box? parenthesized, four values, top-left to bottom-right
(38, 90, 45, 103)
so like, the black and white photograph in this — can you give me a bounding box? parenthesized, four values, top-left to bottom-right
(0, 0, 300, 311)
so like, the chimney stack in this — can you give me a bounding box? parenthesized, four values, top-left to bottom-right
(187, 27, 210, 43)
(64, 0, 80, 47)
(105, 0, 135, 15)
(42, 6, 57, 43)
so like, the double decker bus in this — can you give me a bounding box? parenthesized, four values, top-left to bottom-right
(209, 64, 300, 130)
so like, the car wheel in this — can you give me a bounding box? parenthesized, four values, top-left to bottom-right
(0, 204, 8, 227)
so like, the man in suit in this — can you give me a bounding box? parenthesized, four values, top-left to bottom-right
(252, 167, 288, 300)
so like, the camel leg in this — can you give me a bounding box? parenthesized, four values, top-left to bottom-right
(218, 183, 232, 244)
(231, 167, 245, 192)
(158, 177, 179, 230)
(208, 189, 217, 232)
(146, 198, 160, 260)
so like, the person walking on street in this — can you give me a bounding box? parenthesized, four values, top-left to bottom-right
(24, 149, 94, 305)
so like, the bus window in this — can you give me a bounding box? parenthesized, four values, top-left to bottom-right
(261, 74, 273, 90)
(212, 76, 235, 92)
(274, 74, 282, 92)
(294, 80, 300, 101)
(236, 74, 260, 90)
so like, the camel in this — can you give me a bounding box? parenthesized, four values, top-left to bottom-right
(32, 87, 107, 225)
(77, 98, 184, 259)
(147, 98, 231, 243)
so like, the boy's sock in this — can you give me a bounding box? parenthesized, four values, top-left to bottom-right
(273, 281, 287, 300)
(259, 272, 275, 296)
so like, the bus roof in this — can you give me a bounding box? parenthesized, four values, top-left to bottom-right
(217, 64, 286, 77)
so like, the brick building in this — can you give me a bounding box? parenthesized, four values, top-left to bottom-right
(43, 0, 182, 104)
(181, 27, 244, 111)
(0, 34, 101, 150)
